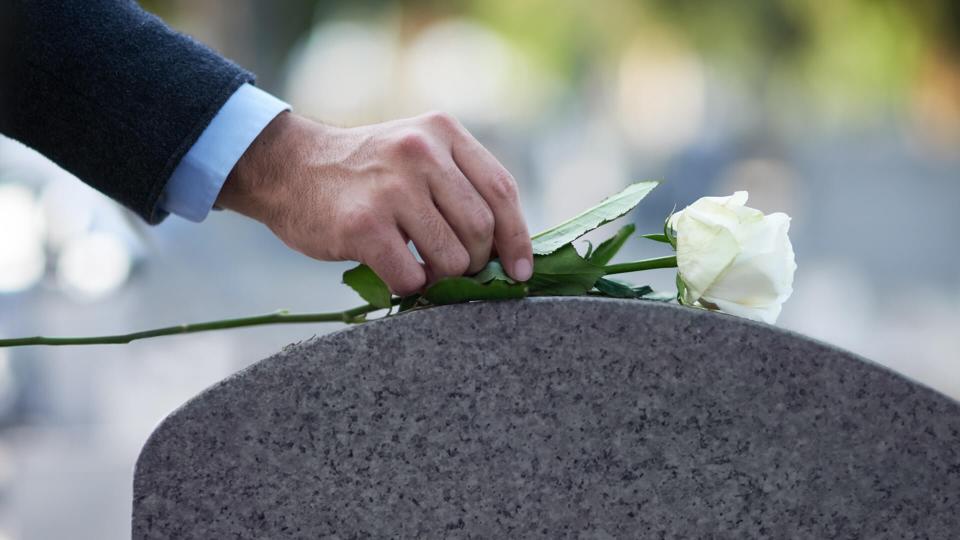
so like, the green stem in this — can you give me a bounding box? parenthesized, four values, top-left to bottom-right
(3, 256, 677, 348)
(603, 255, 677, 275)
(0, 301, 396, 347)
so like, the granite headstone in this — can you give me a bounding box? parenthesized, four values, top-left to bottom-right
(133, 297, 960, 538)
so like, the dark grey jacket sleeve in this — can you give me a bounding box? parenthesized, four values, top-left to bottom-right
(0, 0, 254, 224)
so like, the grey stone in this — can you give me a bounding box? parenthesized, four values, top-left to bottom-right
(133, 297, 960, 538)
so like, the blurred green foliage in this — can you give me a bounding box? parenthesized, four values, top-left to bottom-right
(145, 0, 959, 114)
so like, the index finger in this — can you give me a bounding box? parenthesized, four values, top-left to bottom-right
(449, 130, 533, 282)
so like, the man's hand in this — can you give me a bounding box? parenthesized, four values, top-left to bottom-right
(216, 111, 533, 295)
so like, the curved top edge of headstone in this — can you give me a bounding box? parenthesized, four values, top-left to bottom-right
(133, 296, 960, 538)
(142, 297, 956, 445)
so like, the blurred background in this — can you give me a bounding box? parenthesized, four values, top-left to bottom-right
(1, 0, 959, 537)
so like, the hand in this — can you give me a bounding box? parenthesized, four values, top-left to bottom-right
(216, 111, 533, 296)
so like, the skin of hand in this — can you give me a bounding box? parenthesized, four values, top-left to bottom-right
(215, 110, 534, 296)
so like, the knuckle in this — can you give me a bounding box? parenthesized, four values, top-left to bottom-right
(488, 170, 519, 201)
(495, 225, 531, 257)
(375, 170, 429, 203)
(423, 110, 458, 132)
(392, 130, 434, 159)
(505, 227, 532, 251)
(435, 246, 470, 277)
(452, 248, 471, 275)
(374, 175, 408, 201)
(371, 253, 423, 295)
(467, 206, 495, 241)
(418, 215, 467, 276)
(392, 269, 425, 296)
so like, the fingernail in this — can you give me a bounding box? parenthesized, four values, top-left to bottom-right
(513, 258, 532, 281)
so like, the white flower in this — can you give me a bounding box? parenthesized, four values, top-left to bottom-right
(669, 191, 796, 324)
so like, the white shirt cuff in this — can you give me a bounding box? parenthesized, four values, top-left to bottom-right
(158, 83, 290, 222)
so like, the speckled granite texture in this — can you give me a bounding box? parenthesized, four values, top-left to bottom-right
(133, 297, 960, 538)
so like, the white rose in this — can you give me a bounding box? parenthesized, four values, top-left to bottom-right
(669, 191, 796, 324)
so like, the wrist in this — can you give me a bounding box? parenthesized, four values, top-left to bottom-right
(217, 110, 299, 224)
